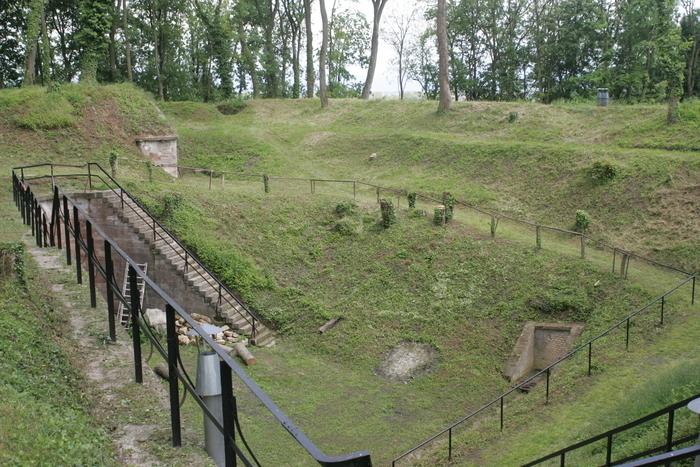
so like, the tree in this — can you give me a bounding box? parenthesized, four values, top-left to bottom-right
(319, 0, 329, 107)
(282, 0, 304, 98)
(76, 0, 111, 82)
(328, 6, 370, 95)
(303, 0, 314, 97)
(681, 6, 700, 96)
(360, 0, 389, 99)
(385, 9, 417, 99)
(436, 0, 451, 111)
(408, 28, 439, 99)
(1, 0, 27, 88)
(123, 0, 133, 81)
(23, 0, 46, 86)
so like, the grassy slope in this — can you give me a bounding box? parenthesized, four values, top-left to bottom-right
(163, 98, 700, 274)
(0, 86, 697, 465)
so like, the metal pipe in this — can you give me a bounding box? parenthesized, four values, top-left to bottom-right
(197, 351, 225, 466)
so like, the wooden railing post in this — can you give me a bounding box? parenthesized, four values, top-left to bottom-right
(86, 220, 97, 308)
(166, 304, 182, 447)
(73, 206, 82, 284)
(63, 196, 72, 266)
(104, 240, 117, 342)
(128, 265, 143, 383)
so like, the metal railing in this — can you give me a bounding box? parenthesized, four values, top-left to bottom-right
(619, 444, 700, 466)
(523, 394, 700, 466)
(17, 163, 266, 342)
(11, 169, 371, 466)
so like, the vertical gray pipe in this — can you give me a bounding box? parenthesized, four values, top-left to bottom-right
(197, 351, 225, 467)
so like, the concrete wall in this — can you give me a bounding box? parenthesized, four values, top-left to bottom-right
(504, 322, 583, 383)
(135, 136, 178, 178)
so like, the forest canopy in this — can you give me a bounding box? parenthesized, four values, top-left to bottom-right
(1, 0, 699, 104)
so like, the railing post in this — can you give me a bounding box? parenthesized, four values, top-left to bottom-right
(153, 218, 157, 241)
(184, 250, 188, 273)
(612, 248, 617, 273)
(666, 409, 674, 452)
(42, 212, 49, 247)
(545, 368, 550, 404)
(86, 221, 97, 308)
(606, 433, 613, 465)
(220, 360, 236, 467)
(580, 234, 586, 259)
(692, 276, 696, 306)
(35, 205, 42, 247)
(209, 170, 213, 190)
(376, 187, 380, 203)
(353, 181, 357, 200)
(30, 195, 35, 236)
(165, 304, 182, 447)
(263, 174, 269, 193)
(87, 163, 92, 190)
(500, 396, 504, 431)
(54, 187, 61, 249)
(560, 452, 565, 467)
(625, 318, 630, 351)
(73, 206, 82, 284)
(448, 427, 452, 461)
(120, 188, 124, 209)
(588, 342, 592, 376)
(104, 240, 117, 342)
(63, 196, 72, 266)
(660, 295, 665, 325)
(128, 265, 143, 384)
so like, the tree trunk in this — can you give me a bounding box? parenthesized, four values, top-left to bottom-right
(436, 0, 451, 112)
(304, 0, 314, 97)
(361, 0, 388, 99)
(123, 0, 132, 81)
(292, 31, 301, 98)
(319, 0, 329, 107)
(23, 0, 45, 86)
(238, 20, 259, 97)
(40, 5, 51, 86)
(109, 0, 121, 81)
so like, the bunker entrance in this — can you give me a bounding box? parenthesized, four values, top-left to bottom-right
(504, 322, 583, 390)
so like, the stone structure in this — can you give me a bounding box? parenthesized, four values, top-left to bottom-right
(135, 135, 178, 177)
(504, 321, 584, 384)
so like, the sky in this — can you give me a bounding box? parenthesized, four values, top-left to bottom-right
(309, 0, 427, 95)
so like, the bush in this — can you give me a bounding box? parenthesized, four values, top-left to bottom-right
(507, 111, 518, 123)
(216, 98, 247, 115)
(333, 217, 363, 236)
(589, 161, 619, 184)
(442, 192, 455, 221)
(335, 201, 357, 217)
(380, 199, 396, 228)
(433, 206, 446, 225)
(575, 210, 591, 233)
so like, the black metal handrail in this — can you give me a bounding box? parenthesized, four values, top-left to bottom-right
(18, 163, 264, 340)
(619, 444, 700, 466)
(523, 394, 700, 466)
(12, 171, 371, 466)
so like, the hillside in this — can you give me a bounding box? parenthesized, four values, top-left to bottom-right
(164, 98, 700, 274)
(0, 85, 698, 465)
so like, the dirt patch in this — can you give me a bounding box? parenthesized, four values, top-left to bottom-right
(303, 131, 336, 147)
(376, 342, 438, 382)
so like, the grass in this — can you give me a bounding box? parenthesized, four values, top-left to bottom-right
(0, 85, 698, 465)
(0, 245, 115, 465)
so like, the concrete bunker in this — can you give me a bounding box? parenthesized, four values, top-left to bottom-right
(504, 322, 583, 385)
(135, 135, 178, 177)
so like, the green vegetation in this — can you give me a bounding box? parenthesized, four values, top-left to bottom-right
(0, 84, 697, 465)
(0, 245, 114, 465)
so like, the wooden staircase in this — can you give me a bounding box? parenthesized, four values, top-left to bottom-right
(103, 193, 275, 347)
(117, 262, 148, 327)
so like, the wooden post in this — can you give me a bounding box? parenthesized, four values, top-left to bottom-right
(580, 234, 586, 259)
(490, 216, 498, 239)
(535, 225, 542, 249)
(208, 170, 213, 190)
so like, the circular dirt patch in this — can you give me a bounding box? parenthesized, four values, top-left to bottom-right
(376, 342, 438, 383)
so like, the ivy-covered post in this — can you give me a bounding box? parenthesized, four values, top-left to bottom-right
(490, 216, 499, 238)
(433, 205, 446, 226)
(263, 174, 270, 193)
(408, 192, 416, 209)
(442, 192, 455, 222)
(380, 199, 396, 228)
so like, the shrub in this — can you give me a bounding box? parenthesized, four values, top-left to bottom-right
(589, 161, 619, 184)
(574, 209, 591, 232)
(507, 111, 518, 123)
(216, 98, 247, 115)
(335, 201, 357, 217)
(333, 217, 363, 236)
(161, 193, 184, 221)
(380, 199, 396, 228)
(108, 150, 118, 178)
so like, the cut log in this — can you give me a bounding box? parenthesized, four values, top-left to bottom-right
(319, 317, 343, 334)
(234, 343, 256, 366)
